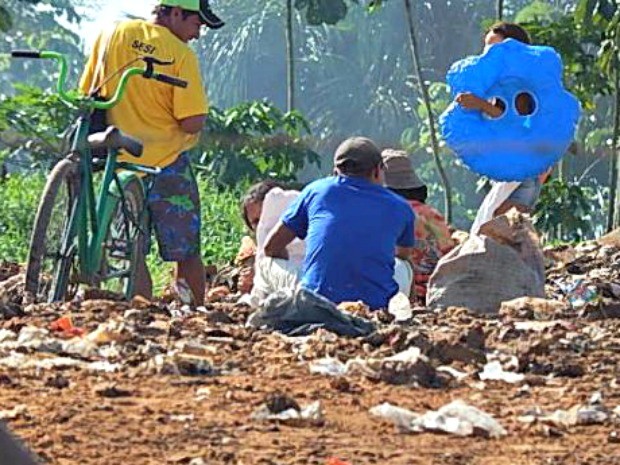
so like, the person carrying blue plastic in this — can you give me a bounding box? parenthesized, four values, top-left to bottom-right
(454, 22, 551, 222)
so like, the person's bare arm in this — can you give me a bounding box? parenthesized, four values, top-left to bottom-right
(179, 114, 207, 134)
(456, 93, 504, 118)
(264, 222, 297, 260)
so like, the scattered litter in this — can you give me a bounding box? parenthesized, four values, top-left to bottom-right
(0, 405, 28, 420)
(560, 279, 599, 308)
(479, 361, 524, 384)
(519, 404, 609, 427)
(252, 393, 323, 426)
(370, 400, 506, 438)
(369, 402, 420, 432)
(309, 358, 348, 377)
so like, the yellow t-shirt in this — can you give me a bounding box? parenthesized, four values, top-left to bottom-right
(79, 20, 208, 168)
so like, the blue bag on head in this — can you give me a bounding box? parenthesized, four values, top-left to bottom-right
(438, 39, 581, 182)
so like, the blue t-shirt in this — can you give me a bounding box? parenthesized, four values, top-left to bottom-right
(281, 175, 415, 309)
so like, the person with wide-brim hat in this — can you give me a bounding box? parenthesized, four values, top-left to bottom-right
(382, 149, 455, 303)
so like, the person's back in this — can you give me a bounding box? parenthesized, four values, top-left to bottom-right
(80, 18, 206, 168)
(267, 138, 415, 310)
(291, 175, 413, 309)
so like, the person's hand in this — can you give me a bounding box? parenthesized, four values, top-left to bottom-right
(456, 93, 504, 118)
(455, 92, 485, 110)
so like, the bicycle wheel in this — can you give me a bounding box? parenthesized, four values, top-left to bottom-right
(25, 159, 80, 303)
(98, 177, 146, 298)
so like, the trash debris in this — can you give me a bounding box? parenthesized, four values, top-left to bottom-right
(94, 383, 133, 398)
(560, 279, 599, 308)
(0, 405, 28, 420)
(370, 400, 507, 438)
(519, 404, 609, 428)
(369, 402, 420, 432)
(49, 315, 85, 337)
(479, 360, 524, 384)
(251, 392, 324, 426)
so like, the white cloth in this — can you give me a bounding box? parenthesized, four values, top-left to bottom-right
(394, 258, 414, 296)
(249, 257, 413, 309)
(470, 181, 521, 236)
(251, 257, 303, 305)
(255, 188, 305, 267)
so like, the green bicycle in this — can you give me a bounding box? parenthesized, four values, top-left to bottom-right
(11, 50, 188, 303)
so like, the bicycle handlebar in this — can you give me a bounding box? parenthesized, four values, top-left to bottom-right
(10, 50, 188, 110)
(11, 50, 42, 59)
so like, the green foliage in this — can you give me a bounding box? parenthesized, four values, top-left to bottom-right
(0, 0, 86, 94)
(534, 177, 608, 242)
(0, 85, 74, 167)
(522, 14, 611, 110)
(0, 172, 246, 286)
(0, 174, 44, 262)
(0, 6, 13, 33)
(515, 1, 557, 23)
(197, 176, 246, 264)
(196, 100, 320, 186)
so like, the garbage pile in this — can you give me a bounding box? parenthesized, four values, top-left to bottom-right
(0, 231, 619, 464)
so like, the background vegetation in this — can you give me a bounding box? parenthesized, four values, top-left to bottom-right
(1, 0, 619, 290)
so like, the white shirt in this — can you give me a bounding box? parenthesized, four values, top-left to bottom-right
(255, 188, 306, 267)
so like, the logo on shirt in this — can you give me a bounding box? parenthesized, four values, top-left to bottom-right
(132, 40, 157, 55)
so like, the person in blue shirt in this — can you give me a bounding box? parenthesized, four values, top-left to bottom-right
(264, 137, 415, 310)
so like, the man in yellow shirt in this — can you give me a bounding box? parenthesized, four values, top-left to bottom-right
(79, 0, 224, 305)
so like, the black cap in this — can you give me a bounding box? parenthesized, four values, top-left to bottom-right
(334, 137, 383, 175)
(160, 0, 225, 29)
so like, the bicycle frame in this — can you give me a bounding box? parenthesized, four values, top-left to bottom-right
(13, 49, 186, 300)
(59, 115, 159, 289)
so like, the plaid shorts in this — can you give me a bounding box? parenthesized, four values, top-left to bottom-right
(146, 152, 201, 262)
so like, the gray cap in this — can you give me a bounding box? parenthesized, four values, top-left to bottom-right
(333, 137, 383, 175)
(381, 149, 425, 189)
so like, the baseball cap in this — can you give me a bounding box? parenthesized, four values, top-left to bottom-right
(333, 137, 383, 175)
(160, 0, 225, 29)
(381, 149, 425, 189)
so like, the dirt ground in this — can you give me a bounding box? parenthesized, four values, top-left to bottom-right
(1, 240, 620, 465)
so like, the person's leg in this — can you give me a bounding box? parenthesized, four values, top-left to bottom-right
(133, 208, 153, 299)
(133, 257, 153, 300)
(251, 257, 301, 304)
(148, 152, 205, 305)
(494, 177, 542, 217)
(176, 255, 205, 305)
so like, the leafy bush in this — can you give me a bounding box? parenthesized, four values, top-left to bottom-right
(0, 171, 246, 293)
(0, 84, 74, 168)
(0, 174, 44, 262)
(534, 177, 608, 242)
(195, 100, 320, 186)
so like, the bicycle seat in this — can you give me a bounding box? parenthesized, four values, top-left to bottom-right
(87, 126, 143, 158)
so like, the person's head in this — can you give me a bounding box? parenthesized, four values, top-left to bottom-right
(153, 0, 224, 43)
(484, 21, 531, 46)
(381, 149, 428, 202)
(333, 137, 384, 184)
(241, 180, 284, 232)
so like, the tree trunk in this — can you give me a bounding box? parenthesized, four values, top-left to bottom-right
(285, 0, 295, 112)
(402, 0, 452, 221)
(496, 0, 504, 20)
(608, 65, 620, 231)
